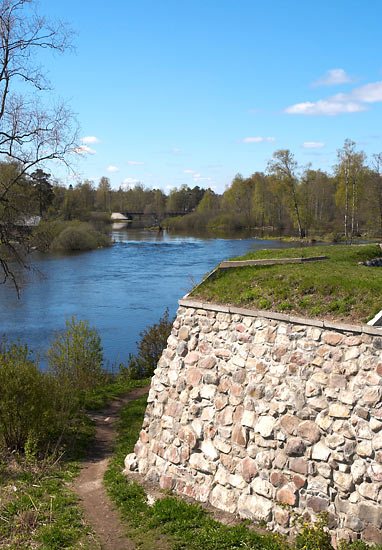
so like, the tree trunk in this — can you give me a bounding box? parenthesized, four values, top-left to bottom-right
(290, 182, 304, 238)
(344, 163, 349, 242)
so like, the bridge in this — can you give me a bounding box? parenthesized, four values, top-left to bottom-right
(111, 211, 188, 223)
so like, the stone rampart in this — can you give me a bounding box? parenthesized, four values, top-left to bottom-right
(125, 299, 382, 543)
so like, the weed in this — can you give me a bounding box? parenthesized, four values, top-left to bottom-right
(295, 514, 332, 550)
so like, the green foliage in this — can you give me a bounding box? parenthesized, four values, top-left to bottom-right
(31, 220, 64, 251)
(340, 541, 382, 550)
(125, 309, 173, 378)
(32, 220, 110, 252)
(31, 169, 54, 217)
(50, 222, 110, 251)
(52, 224, 98, 250)
(0, 342, 72, 452)
(47, 316, 105, 392)
(295, 514, 332, 550)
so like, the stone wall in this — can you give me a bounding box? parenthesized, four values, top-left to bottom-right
(125, 299, 382, 543)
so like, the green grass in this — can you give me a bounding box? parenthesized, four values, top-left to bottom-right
(0, 427, 100, 550)
(81, 377, 151, 410)
(191, 244, 382, 323)
(0, 377, 149, 550)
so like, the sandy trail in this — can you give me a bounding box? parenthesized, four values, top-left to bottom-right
(73, 385, 150, 550)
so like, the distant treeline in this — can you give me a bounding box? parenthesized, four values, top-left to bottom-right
(166, 141, 382, 241)
(2, 139, 382, 242)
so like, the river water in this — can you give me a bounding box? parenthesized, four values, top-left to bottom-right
(0, 227, 300, 368)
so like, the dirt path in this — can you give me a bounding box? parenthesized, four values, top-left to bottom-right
(73, 385, 150, 550)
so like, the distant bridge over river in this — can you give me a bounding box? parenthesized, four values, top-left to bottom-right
(111, 211, 188, 223)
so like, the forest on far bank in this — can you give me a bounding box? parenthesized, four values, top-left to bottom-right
(3, 139, 382, 243)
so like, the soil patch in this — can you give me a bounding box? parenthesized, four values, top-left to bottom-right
(73, 385, 150, 550)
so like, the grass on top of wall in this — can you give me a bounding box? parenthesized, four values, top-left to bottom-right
(191, 244, 382, 324)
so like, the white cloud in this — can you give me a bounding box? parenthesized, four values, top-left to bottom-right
(73, 145, 96, 155)
(241, 136, 276, 143)
(107, 165, 119, 173)
(312, 69, 353, 87)
(184, 169, 195, 174)
(242, 136, 263, 143)
(248, 108, 261, 114)
(349, 81, 382, 103)
(123, 177, 140, 184)
(127, 160, 144, 165)
(172, 147, 181, 153)
(303, 142, 325, 149)
(285, 80, 382, 116)
(81, 136, 101, 144)
(285, 99, 366, 116)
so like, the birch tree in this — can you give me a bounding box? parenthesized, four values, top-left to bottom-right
(267, 149, 304, 238)
(335, 140, 365, 242)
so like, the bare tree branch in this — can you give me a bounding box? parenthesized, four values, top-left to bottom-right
(0, 0, 77, 289)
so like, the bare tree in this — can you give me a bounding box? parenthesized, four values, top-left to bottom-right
(0, 0, 77, 288)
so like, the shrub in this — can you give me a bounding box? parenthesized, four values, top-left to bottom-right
(0, 342, 72, 451)
(32, 220, 110, 251)
(31, 220, 63, 251)
(123, 309, 173, 379)
(47, 316, 105, 392)
(50, 222, 108, 251)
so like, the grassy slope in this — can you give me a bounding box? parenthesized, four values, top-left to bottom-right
(191, 244, 382, 323)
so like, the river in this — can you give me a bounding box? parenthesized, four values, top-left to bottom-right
(0, 227, 301, 368)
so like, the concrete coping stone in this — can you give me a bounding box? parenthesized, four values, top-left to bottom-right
(178, 298, 382, 335)
(323, 320, 363, 334)
(219, 256, 328, 268)
(252, 309, 291, 323)
(201, 302, 231, 314)
(363, 325, 382, 336)
(228, 306, 264, 318)
(286, 315, 325, 328)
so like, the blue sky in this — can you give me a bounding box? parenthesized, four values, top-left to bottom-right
(38, 0, 382, 193)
